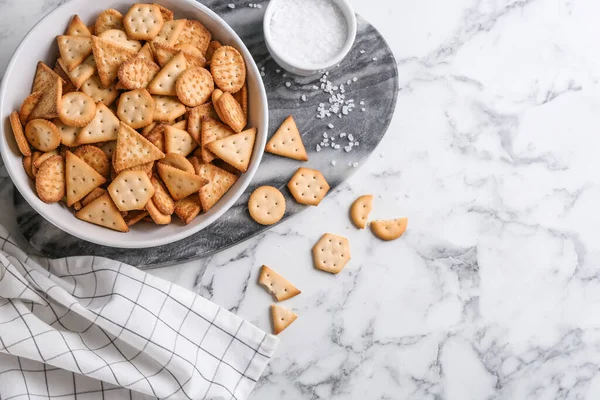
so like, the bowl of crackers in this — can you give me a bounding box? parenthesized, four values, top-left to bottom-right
(0, 1, 268, 248)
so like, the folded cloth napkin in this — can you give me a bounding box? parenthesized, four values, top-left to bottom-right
(0, 224, 278, 400)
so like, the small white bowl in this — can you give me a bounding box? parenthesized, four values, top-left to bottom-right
(263, 0, 357, 76)
(0, 0, 268, 249)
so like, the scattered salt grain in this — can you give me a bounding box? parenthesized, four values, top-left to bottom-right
(360, 50, 365, 54)
(339, 132, 346, 137)
(269, 0, 349, 65)
(334, 144, 341, 150)
(276, 69, 281, 73)
(312, 85, 319, 90)
(348, 162, 352, 166)
(285, 82, 291, 87)
(228, 4, 235, 9)
(328, 123, 334, 129)
(352, 162, 359, 168)
(331, 160, 336, 166)
(282, 73, 287, 78)
(316, 144, 322, 152)
(352, 77, 357, 82)
(344, 146, 352, 152)
(323, 132, 328, 138)
(301, 94, 307, 101)
(348, 134, 354, 141)
(354, 141, 359, 146)
(261, 71, 266, 77)
(359, 101, 364, 105)
(361, 108, 366, 112)
(372, 57, 377, 61)
(347, 80, 351, 85)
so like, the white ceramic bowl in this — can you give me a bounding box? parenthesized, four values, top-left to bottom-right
(263, 0, 357, 76)
(0, 0, 268, 249)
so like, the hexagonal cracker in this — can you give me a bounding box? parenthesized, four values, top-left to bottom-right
(287, 167, 330, 206)
(312, 233, 351, 274)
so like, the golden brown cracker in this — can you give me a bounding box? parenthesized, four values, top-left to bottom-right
(19, 91, 43, 125)
(211, 46, 246, 93)
(248, 186, 286, 225)
(312, 233, 351, 274)
(77, 102, 120, 145)
(117, 89, 155, 129)
(108, 170, 155, 211)
(9, 111, 31, 156)
(118, 57, 160, 90)
(95, 9, 125, 35)
(217, 92, 246, 132)
(114, 122, 165, 172)
(65, 150, 106, 206)
(206, 127, 256, 172)
(350, 195, 373, 229)
(265, 115, 307, 161)
(271, 304, 298, 335)
(58, 92, 97, 127)
(35, 155, 65, 203)
(371, 218, 408, 241)
(73, 145, 110, 178)
(91, 36, 137, 87)
(75, 192, 129, 232)
(25, 119, 61, 152)
(287, 168, 330, 206)
(164, 125, 197, 156)
(259, 266, 301, 302)
(150, 176, 175, 215)
(57, 35, 92, 71)
(157, 162, 207, 201)
(152, 95, 186, 122)
(174, 195, 201, 224)
(148, 52, 187, 96)
(175, 66, 213, 107)
(123, 3, 164, 40)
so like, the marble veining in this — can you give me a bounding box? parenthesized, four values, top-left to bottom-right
(2, 0, 600, 399)
(14, 6, 398, 266)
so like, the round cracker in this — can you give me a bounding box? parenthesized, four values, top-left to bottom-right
(58, 92, 97, 127)
(123, 4, 164, 40)
(371, 218, 408, 241)
(211, 46, 246, 93)
(25, 119, 61, 152)
(35, 155, 65, 203)
(73, 145, 110, 179)
(175, 67, 214, 107)
(117, 89, 155, 129)
(248, 186, 286, 225)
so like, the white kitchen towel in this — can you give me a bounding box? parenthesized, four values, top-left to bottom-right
(0, 224, 279, 400)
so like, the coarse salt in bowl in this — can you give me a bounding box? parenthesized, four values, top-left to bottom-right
(263, 0, 357, 76)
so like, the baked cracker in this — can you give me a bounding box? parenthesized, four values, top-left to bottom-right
(65, 150, 106, 206)
(108, 170, 155, 211)
(194, 161, 238, 211)
(350, 195, 373, 229)
(174, 195, 201, 225)
(148, 52, 187, 96)
(265, 116, 308, 161)
(75, 193, 129, 232)
(206, 127, 256, 172)
(312, 233, 351, 274)
(77, 102, 120, 145)
(157, 162, 207, 201)
(67, 15, 92, 37)
(371, 218, 408, 241)
(35, 155, 65, 203)
(200, 117, 234, 163)
(164, 125, 197, 156)
(287, 167, 330, 206)
(271, 304, 298, 335)
(259, 265, 301, 301)
(91, 36, 137, 87)
(57, 35, 92, 71)
(114, 122, 165, 172)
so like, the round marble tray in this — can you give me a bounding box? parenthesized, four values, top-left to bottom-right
(14, 6, 399, 268)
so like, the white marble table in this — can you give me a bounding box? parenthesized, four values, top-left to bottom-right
(2, 0, 600, 399)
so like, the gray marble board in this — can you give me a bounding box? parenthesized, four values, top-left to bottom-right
(14, 2, 399, 268)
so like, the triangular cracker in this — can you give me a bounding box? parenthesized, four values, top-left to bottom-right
(206, 127, 256, 172)
(29, 62, 63, 120)
(113, 122, 165, 172)
(91, 36, 137, 87)
(77, 102, 120, 144)
(194, 162, 238, 212)
(148, 52, 187, 96)
(67, 15, 92, 37)
(164, 125, 197, 156)
(65, 150, 106, 206)
(187, 103, 219, 142)
(265, 116, 308, 161)
(200, 117, 234, 163)
(75, 193, 129, 232)
(137, 43, 154, 61)
(259, 266, 301, 301)
(157, 163, 207, 201)
(57, 35, 92, 71)
(58, 55, 96, 89)
(271, 304, 298, 335)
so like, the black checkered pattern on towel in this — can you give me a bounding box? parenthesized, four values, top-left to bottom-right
(0, 224, 278, 400)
